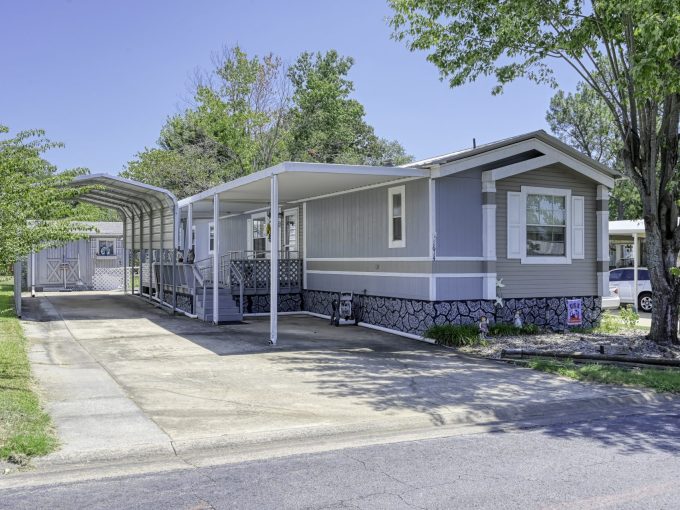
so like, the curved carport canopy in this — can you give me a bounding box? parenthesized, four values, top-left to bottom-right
(70, 174, 179, 312)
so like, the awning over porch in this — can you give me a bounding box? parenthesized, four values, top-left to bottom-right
(178, 162, 429, 344)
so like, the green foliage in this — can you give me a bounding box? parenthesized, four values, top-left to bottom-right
(424, 324, 483, 347)
(593, 311, 625, 334)
(123, 47, 412, 197)
(528, 358, 680, 394)
(426, 321, 541, 346)
(0, 277, 58, 459)
(619, 305, 640, 330)
(488, 323, 540, 336)
(0, 126, 93, 265)
(287, 50, 412, 166)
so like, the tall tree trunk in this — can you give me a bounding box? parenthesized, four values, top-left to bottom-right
(644, 221, 680, 343)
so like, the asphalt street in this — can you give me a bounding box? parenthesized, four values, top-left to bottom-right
(3, 401, 679, 510)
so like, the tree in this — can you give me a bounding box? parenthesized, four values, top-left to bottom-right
(389, 0, 680, 342)
(546, 82, 642, 219)
(122, 145, 230, 199)
(0, 125, 94, 266)
(287, 50, 412, 165)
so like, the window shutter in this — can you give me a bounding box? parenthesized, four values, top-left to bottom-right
(571, 195, 585, 259)
(507, 192, 522, 259)
(246, 218, 253, 252)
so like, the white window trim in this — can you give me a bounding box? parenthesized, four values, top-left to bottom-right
(249, 212, 270, 254)
(388, 185, 406, 249)
(520, 186, 572, 265)
(283, 207, 299, 252)
(208, 222, 215, 254)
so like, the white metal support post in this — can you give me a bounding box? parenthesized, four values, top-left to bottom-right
(171, 204, 177, 314)
(159, 205, 165, 305)
(212, 194, 220, 324)
(139, 211, 144, 297)
(123, 216, 128, 295)
(148, 208, 153, 303)
(270, 173, 279, 345)
(187, 203, 193, 252)
(131, 212, 135, 296)
(30, 250, 35, 297)
(633, 233, 639, 312)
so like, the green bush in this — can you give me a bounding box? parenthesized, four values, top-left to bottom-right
(594, 311, 624, 334)
(489, 323, 540, 336)
(619, 305, 640, 330)
(424, 324, 482, 347)
(426, 321, 541, 346)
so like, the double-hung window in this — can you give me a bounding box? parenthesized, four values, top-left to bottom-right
(526, 194, 567, 256)
(388, 185, 405, 248)
(507, 186, 584, 264)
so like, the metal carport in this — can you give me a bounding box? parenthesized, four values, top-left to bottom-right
(70, 174, 180, 312)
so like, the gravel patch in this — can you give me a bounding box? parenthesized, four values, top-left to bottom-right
(459, 330, 680, 360)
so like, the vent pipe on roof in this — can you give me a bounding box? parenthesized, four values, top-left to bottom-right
(473, 138, 477, 149)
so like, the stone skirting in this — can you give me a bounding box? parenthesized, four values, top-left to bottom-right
(302, 290, 602, 336)
(236, 293, 303, 314)
(175, 292, 193, 314)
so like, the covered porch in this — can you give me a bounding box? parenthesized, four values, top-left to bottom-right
(178, 161, 427, 343)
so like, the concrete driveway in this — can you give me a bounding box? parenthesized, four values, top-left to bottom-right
(21, 292, 662, 464)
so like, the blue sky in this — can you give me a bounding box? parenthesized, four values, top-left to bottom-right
(2, 0, 580, 175)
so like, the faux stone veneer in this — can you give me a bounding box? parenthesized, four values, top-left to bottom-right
(302, 290, 602, 336)
(235, 293, 303, 314)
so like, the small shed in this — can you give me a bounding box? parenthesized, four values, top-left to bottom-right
(27, 222, 125, 291)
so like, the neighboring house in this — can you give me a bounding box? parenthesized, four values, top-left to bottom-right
(27, 222, 125, 291)
(170, 130, 616, 334)
(609, 219, 646, 269)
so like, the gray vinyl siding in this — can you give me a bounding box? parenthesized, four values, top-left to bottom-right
(219, 215, 248, 256)
(305, 179, 429, 258)
(496, 164, 598, 298)
(435, 276, 484, 300)
(435, 169, 483, 257)
(306, 272, 429, 300)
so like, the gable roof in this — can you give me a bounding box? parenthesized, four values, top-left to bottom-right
(406, 130, 617, 187)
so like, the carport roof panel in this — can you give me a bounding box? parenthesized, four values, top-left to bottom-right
(178, 162, 428, 210)
(71, 174, 178, 214)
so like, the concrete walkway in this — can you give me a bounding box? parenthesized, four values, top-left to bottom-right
(20, 292, 668, 467)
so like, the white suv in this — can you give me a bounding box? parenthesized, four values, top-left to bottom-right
(608, 268, 653, 312)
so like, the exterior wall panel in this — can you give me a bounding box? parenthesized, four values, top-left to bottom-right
(496, 164, 598, 298)
(306, 272, 429, 300)
(435, 169, 483, 257)
(306, 179, 429, 258)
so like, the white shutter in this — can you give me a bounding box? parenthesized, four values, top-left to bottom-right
(246, 218, 253, 252)
(571, 195, 585, 259)
(507, 192, 522, 259)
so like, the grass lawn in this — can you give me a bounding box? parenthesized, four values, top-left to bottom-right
(528, 358, 680, 394)
(0, 276, 57, 461)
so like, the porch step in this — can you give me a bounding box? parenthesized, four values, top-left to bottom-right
(196, 287, 242, 323)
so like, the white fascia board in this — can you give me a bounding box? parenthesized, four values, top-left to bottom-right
(178, 165, 279, 207)
(532, 140, 616, 187)
(279, 161, 429, 178)
(435, 139, 540, 178)
(488, 155, 558, 181)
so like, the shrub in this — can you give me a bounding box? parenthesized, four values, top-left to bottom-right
(619, 305, 640, 330)
(424, 324, 482, 347)
(594, 311, 624, 334)
(489, 323, 540, 336)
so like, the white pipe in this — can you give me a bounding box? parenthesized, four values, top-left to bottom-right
(30, 250, 35, 297)
(270, 173, 279, 345)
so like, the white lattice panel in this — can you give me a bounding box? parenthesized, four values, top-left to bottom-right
(93, 267, 124, 290)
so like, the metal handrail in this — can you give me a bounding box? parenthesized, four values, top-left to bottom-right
(228, 250, 300, 260)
